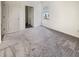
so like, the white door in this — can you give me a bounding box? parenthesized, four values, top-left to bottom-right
(8, 5, 19, 33)
(2, 2, 19, 34)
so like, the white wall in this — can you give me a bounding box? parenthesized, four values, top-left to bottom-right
(41, 1, 79, 38)
(2, 1, 42, 33)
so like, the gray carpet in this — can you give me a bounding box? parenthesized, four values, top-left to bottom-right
(0, 26, 79, 57)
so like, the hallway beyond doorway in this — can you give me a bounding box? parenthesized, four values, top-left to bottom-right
(25, 6, 34, 28)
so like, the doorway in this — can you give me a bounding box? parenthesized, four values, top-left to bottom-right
(25, 6, 34, 28)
